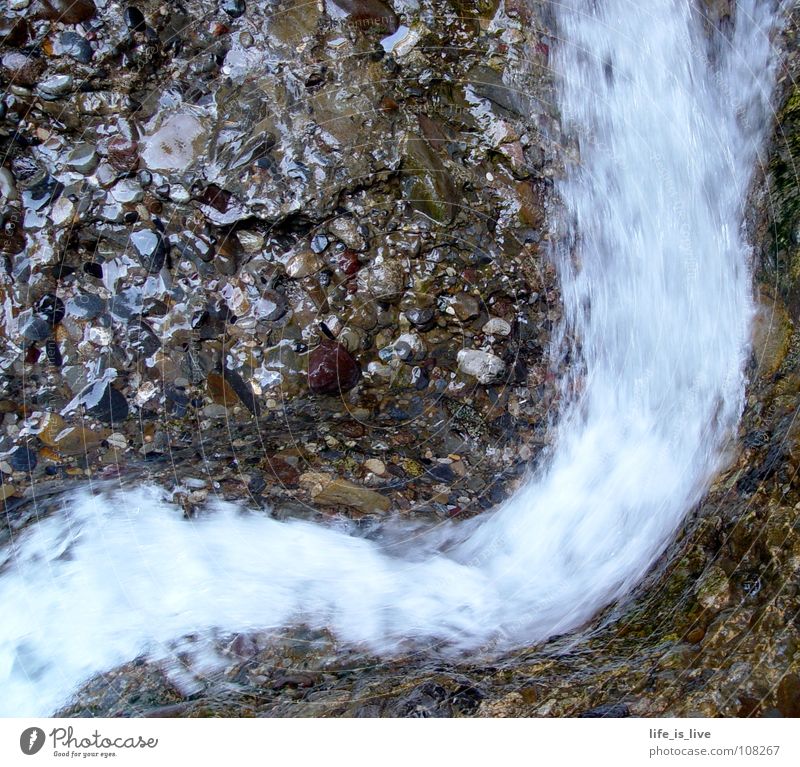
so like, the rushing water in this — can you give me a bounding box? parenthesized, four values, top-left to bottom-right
(0, 0, 786, 715)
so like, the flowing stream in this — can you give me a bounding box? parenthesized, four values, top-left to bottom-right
(0, 0, 785, 715)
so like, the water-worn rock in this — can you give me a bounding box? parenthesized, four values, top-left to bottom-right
(300, 472, 391, 513)
(286, 250, 322, 279)
(107, 138, 139, 173)
(207, 368, 261, 416)
(357, 260, 405, 302)
(129, 228, 167, 273)
(36, 294, 65, 326)
(9, 446, 37, 473)
(59, 31, 93, 64)
(451, 293, 481, 322)
(66, 144, 99, 174)
(457, 349, 507, 384)
(86, 386, 129, 424)
(483, 317, 512, 336)
(308, 341, 361, 394)
(221, 0, 246, 18)
(1, 52, 44, 86)
(123, 6, 147, 32)
(67, 293, 105, 320)
(37, 74, 74, 100)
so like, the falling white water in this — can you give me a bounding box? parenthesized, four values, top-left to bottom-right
(0, 0, 785, 716)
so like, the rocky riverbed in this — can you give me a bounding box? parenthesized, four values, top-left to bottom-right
(1, 0, 563, 524)
(3, 0, 800, 718)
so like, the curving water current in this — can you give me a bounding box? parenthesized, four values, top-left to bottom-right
(0, 0, 786, 715)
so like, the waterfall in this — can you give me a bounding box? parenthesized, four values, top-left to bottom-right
(0, 0, 784, 715)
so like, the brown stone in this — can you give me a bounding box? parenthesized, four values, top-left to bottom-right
(776, 673, 800, 717)
(0, 17, 31, 48)
(107, 137, 139, 173)
(261, 456, 300, 488)
(34, 0, 97, 24)
(300, 472, 390, 513)
(308, 340, 361, 395)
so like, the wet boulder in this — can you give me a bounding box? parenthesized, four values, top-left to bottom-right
(308, 339, 361, 395)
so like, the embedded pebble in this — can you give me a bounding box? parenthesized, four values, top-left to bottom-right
(123, 6, 146, 32)
(129, 228, 168, 273)
(65, 144, 99, 174)
(222, 0, 246, 17)
(357, 260, 405, 302)
(308, 341, 362, 395)
(86, 385, 129, 423)
(286, 250, 322, 278)
(300, 472, 391, 513)
(67, 293, 105, 320)
(107, 137, 139, 173)
(9, 446, 37, 472)
(142, 113, 205, 172)
(450, 293, 481, 322)
(364, 458, 386, 475)
(37, 74, 74, 100)
(457, 349, 507, 384)
(1, 51, 44, 86)
(59, 31, 93, 63)
(483, 317, 512, 336)
(20, 313, 51, 341)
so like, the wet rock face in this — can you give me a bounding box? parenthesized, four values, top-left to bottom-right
(0, 0, 558, 522)
(2, 0, 568, 714)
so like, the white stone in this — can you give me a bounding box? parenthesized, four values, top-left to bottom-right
(50, 197, 75, 226)
(482, 317, 512, 336)
(142, 112, 205, 172)
(110, 178, 143, 203)
(106, 433, 127, 449)
(364, 458, 386, 475)
(457, 349, 506, 384)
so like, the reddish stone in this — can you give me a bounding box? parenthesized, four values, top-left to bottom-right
(308, 340, 361, 395)
(107, 137, 139, 172)
(197, 183, 232, 213)
(262, 457, 300, 488)
(34, 0, 97, 25)
(335, 249, 361, 277)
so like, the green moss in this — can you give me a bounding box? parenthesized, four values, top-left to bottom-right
(767, 84, 800, 307)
